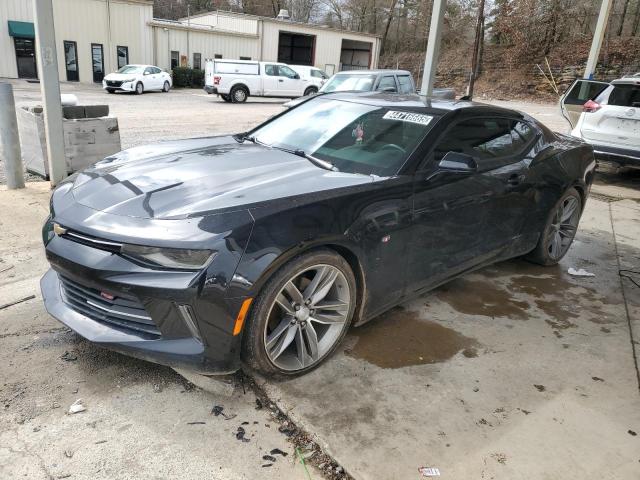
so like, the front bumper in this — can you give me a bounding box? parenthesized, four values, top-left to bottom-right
(40, 230, 245, 374)
(103, 81, 136, 92)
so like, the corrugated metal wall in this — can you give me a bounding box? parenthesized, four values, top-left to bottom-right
(0, 0, 154, 83)
(188, 12, 258, 35)
(260, 21, 379, 71)
(152, 26, 259, 70)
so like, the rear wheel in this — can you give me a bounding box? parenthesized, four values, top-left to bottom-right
(526, 187, 582, 265)
(304, 86, 318, 96)
(135, 82, 144, 95)
(242, 250, 356, 377)
(162, 81, 170, 92)
(220, 94, 232, 103)
(231, 86, 248, 103)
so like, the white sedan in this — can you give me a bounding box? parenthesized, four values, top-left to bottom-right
(103, 64, 172, 94)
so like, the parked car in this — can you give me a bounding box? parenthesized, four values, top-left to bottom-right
(203, 59, 312, 103)
(560, 74, 640, 167)
(283, 69, 416, 108)
(289, 65, 329, 94)
(41, 92, 595, 378)
(103, 64, 172, 94)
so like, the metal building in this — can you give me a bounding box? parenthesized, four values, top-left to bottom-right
(1, 1, 380, 84)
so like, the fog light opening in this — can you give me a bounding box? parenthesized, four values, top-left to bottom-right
(177, 304, 202, 343)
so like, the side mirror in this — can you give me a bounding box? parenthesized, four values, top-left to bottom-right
(294, 73, 300, 79)
(438, 152, 478, 172)
(144, 71, 150, 75)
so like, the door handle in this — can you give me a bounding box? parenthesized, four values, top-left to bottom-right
(279, 79, 284, 82)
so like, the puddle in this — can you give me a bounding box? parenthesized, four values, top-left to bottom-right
(346, 307, 479, 369)
(435, 278, 530, 320)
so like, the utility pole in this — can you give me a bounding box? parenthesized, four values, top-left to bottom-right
(420, 0, 447, 96)
(33, 0, 67, 186)
(187, 3, 191, 67)
(466, 0, 485, 99)
(0, 83, 25, 189)
(585, 0, 614, 79)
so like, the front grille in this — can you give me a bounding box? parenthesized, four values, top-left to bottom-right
(61, 228, 122, 253)
(106, 80, 123, 87)
(59, 275, 160, 337)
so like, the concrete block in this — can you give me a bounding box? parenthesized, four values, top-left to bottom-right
(84, 105, 109, 118)
(62, 105, 85, 119)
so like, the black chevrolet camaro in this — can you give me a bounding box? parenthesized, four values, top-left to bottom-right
(41, 93, 595, 377)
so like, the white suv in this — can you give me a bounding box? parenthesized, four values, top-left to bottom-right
(560, 74, 640, 167)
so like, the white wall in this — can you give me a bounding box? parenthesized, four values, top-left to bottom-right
(152, 25, 260, 71)
(260, 21, 379, 71)
(0, 0, 154, 83)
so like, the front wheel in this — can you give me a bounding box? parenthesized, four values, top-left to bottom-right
(162, 81, 170, 92)
(135, 82, 144, 95)
(242, 250, 356, 377)
(526, 187, 582, 265)
(304, 87, 318, 96)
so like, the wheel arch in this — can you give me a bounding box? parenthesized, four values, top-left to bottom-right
(241, 241, 367, 326)
(230, 82, 250, 96)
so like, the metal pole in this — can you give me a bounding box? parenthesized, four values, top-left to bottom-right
(187, 4, 191, 68)
(33, 0, 66, 186)
(585, 0, 614, 79)
(420, 0, 447, 97)
(0, 83, 25, 189)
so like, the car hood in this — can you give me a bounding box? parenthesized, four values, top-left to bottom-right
(69, 136, 374, 220)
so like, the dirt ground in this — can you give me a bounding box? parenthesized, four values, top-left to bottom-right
(1, 80, 639, 479)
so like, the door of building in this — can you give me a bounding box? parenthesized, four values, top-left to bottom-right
(14, 38, 37, 79)
(91, 43, 104, 83)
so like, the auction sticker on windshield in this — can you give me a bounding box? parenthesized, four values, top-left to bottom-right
(383, 111, 433, 125)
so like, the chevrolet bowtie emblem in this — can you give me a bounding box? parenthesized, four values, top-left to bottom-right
(53, 223, 67, 236)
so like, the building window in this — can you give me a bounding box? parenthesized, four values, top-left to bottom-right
(63, 41, 79, 82)
(240, 56, 251, 60)
(193, 52, 201, 70)
(91, 43, 104, 83)
(171, 51, 179, 69)
(214, 54, 222, 59)
(117, 46, 129, 69)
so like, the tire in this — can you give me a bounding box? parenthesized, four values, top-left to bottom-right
(221, 94, 232, 103)
(106, 89, 115, 94)
(230, 86, 248, 103)
(242, 249, 357, 378)
(162, 81, 170, 92)
(135, 82, 144, 95)
(304, 87, 318, 96)
(526, 187, 582, 266)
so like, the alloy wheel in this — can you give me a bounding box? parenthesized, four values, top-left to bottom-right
(546, 195, 580, 260)
(263, 264, 351, 371)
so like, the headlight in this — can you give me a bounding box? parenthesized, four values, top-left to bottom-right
(123, 78, 136, 83)
(121, 244, 216, 270)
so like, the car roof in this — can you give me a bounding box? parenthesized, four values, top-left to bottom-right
(335, 69, 412, 76)
(612, 75, 640, 85)
(313, 91, 522, 116)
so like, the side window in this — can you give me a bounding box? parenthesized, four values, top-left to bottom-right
(597, 84, 640, 107)
(279, 65, 298, 78)
(432, 118, 532, 168)
(152, 67, 162, 74)
(397, 75, 413, 94)
(376, 76, 397, 92)
(265, 64, 278, 76)
(511, 121, 536, 151)
(311, 70, 322, 78)
(144, 67, 153, 75)
(563, 80, 608, 105)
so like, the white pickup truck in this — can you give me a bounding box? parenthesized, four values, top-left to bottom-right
(204, 59, 316, 103)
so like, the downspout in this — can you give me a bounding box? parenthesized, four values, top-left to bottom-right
(259, 19, 264, 61)
(106, 0, 113, 72)
(187, 4, 190, 67)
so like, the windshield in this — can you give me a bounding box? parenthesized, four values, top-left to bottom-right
(251, 99, 438, 176)
(117, 65, 144, 74)
(320, 74, 377, 93)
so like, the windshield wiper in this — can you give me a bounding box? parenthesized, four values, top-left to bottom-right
(234, 132, 268, 147)
(291, 149, 338, 172)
